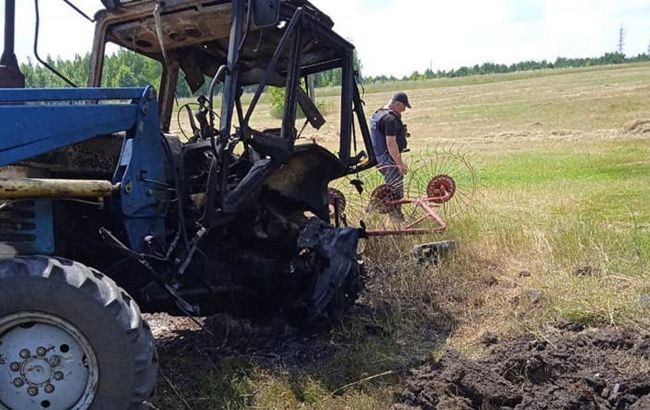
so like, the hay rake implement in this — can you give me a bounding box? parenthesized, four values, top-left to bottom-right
(329, 146, 478, 237)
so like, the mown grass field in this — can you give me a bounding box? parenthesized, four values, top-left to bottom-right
(159, 62, 650, 409)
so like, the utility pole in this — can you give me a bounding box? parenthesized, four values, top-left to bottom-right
(647, 40, 650, 56)
(617, 24, 625, 54)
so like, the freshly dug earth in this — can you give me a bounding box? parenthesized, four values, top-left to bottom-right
(393, 326, 650, 410)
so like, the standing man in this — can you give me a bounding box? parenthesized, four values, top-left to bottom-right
(369, 91, 411, 219)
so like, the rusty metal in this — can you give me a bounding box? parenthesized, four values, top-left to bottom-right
(0, 178, 116, 199)
(328, 187, 346, 227)
(264, 145, 346, 219)
(364, 194, 448, 236)
(365, 228, 433, 237)
(369, 184, 399, 214)
(427, 174, 455, 203)
(408, 146, 479, 218)
(329, 147, 478, 236)
(327, 187, 346, 214)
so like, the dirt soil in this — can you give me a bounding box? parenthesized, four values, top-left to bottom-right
(145, 312, 366, 409)
(392, 324, 650, 410)
(145, 313, 341, 369)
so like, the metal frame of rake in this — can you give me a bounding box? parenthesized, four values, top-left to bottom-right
(328, 146, 478, 237)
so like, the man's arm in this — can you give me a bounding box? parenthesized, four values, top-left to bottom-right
(386, 135, 407, 175)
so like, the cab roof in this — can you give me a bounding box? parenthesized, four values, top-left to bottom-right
(95, 0, 354, 90)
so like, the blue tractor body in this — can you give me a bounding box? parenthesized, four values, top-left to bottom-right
(0, 86, 166, 254)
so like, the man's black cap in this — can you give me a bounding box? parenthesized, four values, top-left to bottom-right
(392, 91, 411, 108)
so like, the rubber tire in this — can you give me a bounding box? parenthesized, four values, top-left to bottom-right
(0, 256, 158, 410)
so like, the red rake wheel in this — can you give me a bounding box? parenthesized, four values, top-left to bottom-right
(328, 177, 369, 226)
(329, 163, 419, 235)
(427, 174, 456, 204)
(328, 187, 347, 214)
(407, 146, 479, 219)
(369, 184, 399, 214)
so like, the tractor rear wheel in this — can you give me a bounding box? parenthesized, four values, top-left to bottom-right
(0, 256, 157, 410)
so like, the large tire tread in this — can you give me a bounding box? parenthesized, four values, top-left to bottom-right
(0, 256, 158, 409)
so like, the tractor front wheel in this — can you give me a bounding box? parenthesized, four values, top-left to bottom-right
(0, 256, 157, 410)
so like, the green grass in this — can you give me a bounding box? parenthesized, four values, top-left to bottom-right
(480, 140, 649, 187)
(437, 135, 650, 344)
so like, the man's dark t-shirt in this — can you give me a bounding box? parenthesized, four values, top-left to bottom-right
(370, 109, 407, 165)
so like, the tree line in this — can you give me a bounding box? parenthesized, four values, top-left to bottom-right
(365, 52, 650, 83)
(20, 50, 650, 96)
(21, 51, 184, 94)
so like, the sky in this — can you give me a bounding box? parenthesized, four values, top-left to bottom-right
(2, 0, 649, 78)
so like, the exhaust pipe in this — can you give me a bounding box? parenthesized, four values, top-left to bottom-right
(0, 0, 25, 88)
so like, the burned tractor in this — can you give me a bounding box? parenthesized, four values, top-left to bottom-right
(0, 0, 376, 408)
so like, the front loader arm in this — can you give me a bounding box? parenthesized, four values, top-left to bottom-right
(0, 86, 167, 252)
(0, 87, 147, 165)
